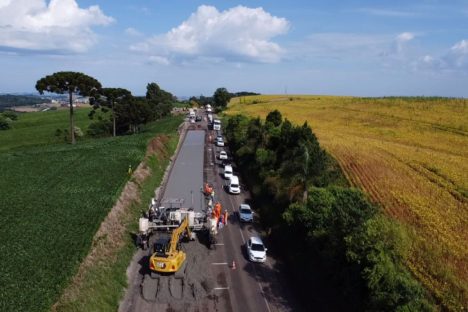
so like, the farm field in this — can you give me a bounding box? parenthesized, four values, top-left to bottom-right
(0, 110, 183, 312)
(227, 95, 468, 310)
(0, 108, 92, 151)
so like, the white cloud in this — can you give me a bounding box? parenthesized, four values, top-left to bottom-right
(0, 0, 113, 53)
(125, 27, 142, 37)
(396, 32, 415, 42)
(147, 55, 170, 66)
(414, 39, 468, 72)
(394, 32, 415, 53)
(296, 32, 416, 61)
(451, 40, 468, 54)
(447, 39, 468, 67)
(131, 5, 289, 64)
(295, 33, 390, 60)
(357, 8, 417, 18)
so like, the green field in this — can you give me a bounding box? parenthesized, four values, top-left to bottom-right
(0, 109, 183, 312)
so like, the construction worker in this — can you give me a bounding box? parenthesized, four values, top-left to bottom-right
(214, 202, 221, 220)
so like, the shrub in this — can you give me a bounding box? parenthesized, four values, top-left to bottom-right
(2, 111, 18, 121)
(0, 115, 11, 130)
(87, 120, 112, 137)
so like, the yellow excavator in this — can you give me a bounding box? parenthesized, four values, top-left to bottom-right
(149, 216, 192, 274)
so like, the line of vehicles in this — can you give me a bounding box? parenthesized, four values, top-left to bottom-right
(138, 106, 268, 280)
(211, 118, 267, 263)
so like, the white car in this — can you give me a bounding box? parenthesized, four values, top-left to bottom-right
(224, 164, 233, 179)
(213, 119, 221, 130)
(216, 139, 224, 147)
(228, 175, 240, 194)
(247, 236, 267, 263)
(219, 151, 228, 160)
(239, 204, 253, 222)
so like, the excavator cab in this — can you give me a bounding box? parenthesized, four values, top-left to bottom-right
(153, 237, 170, 257)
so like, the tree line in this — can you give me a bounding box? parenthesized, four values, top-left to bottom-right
(35, 71, 175, 144)
(224, 111, 434, 311)
(189, 88, 259, 112)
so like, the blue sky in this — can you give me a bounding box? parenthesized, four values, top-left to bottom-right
(0, 0, 467, 97)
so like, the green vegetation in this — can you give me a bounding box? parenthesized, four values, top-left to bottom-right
(227, 95, 467, 309)
(36, 71, 102, 144)
(224, 111, 434, 311)
(0, 108, 92, 151)
(0, 111, 183, 312)
(188, 89, 258, 110)
(213, 87, 231, 111)
(0, 111, 19, 130)
(53, 123, 180, 312)
(0, 94, 49, 110)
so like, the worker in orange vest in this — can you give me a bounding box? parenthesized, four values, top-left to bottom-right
(214, 202, 221, 219)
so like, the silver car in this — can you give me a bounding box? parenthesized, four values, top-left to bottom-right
(239, 204, 253, 222)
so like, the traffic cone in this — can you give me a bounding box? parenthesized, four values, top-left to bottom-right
(231, 260, 236, 270)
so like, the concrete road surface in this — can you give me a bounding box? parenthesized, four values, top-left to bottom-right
(162, 130, 204, 212)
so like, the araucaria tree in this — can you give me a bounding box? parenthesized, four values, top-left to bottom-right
(36, 71, 101, 144)
(91, 88, 132, 137)
(146, 82, 174, 119)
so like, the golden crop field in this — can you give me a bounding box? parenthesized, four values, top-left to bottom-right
(227, 95, 468, 310)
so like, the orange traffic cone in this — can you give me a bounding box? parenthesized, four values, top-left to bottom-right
(231, 260, 236, 270)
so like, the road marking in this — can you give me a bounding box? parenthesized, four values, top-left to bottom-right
(250, 264, 272, 312)
(211, 262, 228, 265)
(213, 287, 230, 290)
(214, 243, 225, 246)
(258, 281, 272, 312)
(238, 229, 246, 244)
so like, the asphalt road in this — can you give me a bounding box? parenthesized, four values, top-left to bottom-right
(119, 113, 299, 312)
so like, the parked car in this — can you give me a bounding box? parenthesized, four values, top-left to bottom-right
(213, 119, 221, 130)
(195, 115, 202, 122)
(239, 204, 253, 222)
(227, 175, 240, 194)
(247, 236, 267, 263)
(216, 139, 225, 147)
(219, 151, 228, 160)
(224, 164, 233, 179)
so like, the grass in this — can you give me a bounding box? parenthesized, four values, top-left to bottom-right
(53, 131, 180, 312)
(0, 110, 183, 312)
(0, 108, 93, 151)
(227, 95, 468, 310)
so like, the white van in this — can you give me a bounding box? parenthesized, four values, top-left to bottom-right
(228, 175, 240, 194)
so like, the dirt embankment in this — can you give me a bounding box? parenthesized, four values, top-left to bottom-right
(52, 134, 171, 311)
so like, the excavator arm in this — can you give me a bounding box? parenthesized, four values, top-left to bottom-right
(168, 216, 191, 255)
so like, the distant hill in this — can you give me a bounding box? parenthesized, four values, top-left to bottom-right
(0, 94, 51, 110)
